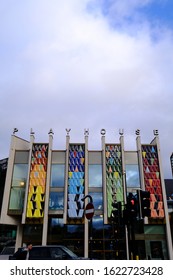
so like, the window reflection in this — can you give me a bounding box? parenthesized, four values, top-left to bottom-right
(9, 164, 28, 210)
(49, 192, 64, 209)
(92, 216, 103, 239)
(50, 164, 65, 187)
(125, 164, 140, 188)
(47, 218, 84, 256)
(23, 224, 43, 244)
(89, 192, 103, 210)
(11, 164, 28, 187)
(66, 224, 84, 237)
(89, 165, 102, 188)
(50, 218, 64, 227)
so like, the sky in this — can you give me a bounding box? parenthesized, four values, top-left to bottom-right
(0, 0, 173, 178)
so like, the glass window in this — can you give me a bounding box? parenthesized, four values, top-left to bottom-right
(89, 192, 103, 210)
(144, 225, 165, 235)
(49, 192, 64, 210)
(89, 165, 102, 188)
(14, 151, 29, 164)
(124, 151, 138, 164)
(29, 247, 50, 259)
(50, 164, 65, 187)
(23, 224, 43, 245)
(125, 164, 140, 188)
(9, 164, 28, 210)
(88, 151, 102, 164)
(51, 151, 66, 164)
(11, 164, 28, 187)
(47, 218, 64, 244)
(92, 215, 104, 239)
(65, 224, 84, 239)
(49, 218, 64, 227)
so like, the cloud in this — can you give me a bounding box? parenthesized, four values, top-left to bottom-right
(0, 0, 173, 178)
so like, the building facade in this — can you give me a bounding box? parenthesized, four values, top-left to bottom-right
(0, 129, 173, 260)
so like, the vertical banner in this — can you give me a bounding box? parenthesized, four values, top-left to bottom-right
(67, 144, 85, 219)
(26, 143, 48, 221)
(105, 144, 123, 219)
(141, 145, 164, 218)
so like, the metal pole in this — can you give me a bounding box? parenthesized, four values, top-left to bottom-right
(120, 133, 130, 260)
(82, 195, 93, 259)
(89, 218, 93, 260)
(122, 171, 130, 260)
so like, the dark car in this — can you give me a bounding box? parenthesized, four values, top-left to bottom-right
(0, 247, 15, 260)
(9, 245, 86, 260)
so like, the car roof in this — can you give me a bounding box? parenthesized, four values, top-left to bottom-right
(31, 245, 67, 248)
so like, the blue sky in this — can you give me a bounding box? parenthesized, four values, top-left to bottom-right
(0, 0, 173, 178)
(142, 1, 173, 27)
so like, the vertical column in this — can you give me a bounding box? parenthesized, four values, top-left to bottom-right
(136, 130, 145, 191)
(42, 130, 53, 245)
(101, 129, 107, 224)
(0, 134, 17, 224)
(84, 129, 89, 258)
(63, 129, 70, 223)
(119, 130, 126, 204)
(15, 224, 23, 251)
(153, 131, 173, 260)
(119, 129, 129, 260)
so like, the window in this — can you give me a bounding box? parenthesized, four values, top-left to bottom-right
(49, 192, 64, 210)
(23, 224, 43, 244)
(89, 192, 103, 210)
(65, 224, 84, 239)
(29, 247, 50, 260)
(125, 164, 140, 189)
(89, 165, 102, 188)
(50, 164, 65, 187)
(9, 164, 28, 210)
(11, 164, 28, 187)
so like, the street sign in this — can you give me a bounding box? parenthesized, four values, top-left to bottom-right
(85, 203, 94, 220)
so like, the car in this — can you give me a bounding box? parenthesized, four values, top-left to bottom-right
(9, 245, 86, 260)
(0, 246, 15, 260)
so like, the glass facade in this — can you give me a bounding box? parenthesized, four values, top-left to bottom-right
(23, 224, 43, 245)
(9, 164, 28, 210)
(49, 163, 65, 210)
(47, 218, 84, 256)
(89, 164, 102, 188)
(125, 164, 140, 189)
(50, 164, 65, 187)
(89, 164, 103, 210)
(49, 192, 64, 210)
(90, 215, 126, 260)
(88, 192, 103, 210)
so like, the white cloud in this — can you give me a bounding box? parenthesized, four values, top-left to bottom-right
(0, 0, 173, 178)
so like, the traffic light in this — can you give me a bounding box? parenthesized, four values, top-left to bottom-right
(127, 192, 138, 219)
(111, 201, 122, 224)
(123, 193, 138, 224)
(140, 190, 151, 217)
